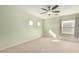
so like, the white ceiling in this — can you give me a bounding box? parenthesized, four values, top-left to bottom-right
(18, 5, 79, 19)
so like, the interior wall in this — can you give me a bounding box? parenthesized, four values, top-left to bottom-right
(44, 17, 60, 38)
(44, 14, 79, 41)
(0, 6, 43, 50)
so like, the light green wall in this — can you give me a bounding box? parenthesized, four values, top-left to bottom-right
(44, 17, 60, 38)
(44, 14, 79, 41)
(0, 6, 43, 50)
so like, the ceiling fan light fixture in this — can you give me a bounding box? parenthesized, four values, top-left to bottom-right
(47, 11, 52, 16)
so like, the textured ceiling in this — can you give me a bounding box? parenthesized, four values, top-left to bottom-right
(18, 5, 79, 19)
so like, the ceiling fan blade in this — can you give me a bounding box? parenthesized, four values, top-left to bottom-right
(53, 11, 60, 13)
(40, 12, 47, 14)
(52, 5, 59, 10)
(47, 6, 51, 10)
(41, 8, 48, 11)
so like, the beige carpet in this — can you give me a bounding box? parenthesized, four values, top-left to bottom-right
(1, 37, 79, 53)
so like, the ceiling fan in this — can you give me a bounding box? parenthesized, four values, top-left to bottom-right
(40, 5, 60, 16)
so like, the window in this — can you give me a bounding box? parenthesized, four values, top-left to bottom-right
(61, 20, 75, 35)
